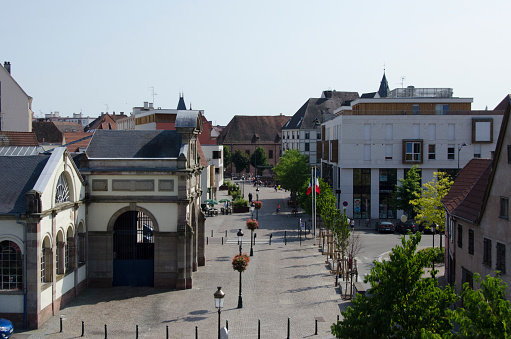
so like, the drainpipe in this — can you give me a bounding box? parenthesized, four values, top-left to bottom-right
(15, 214, 27, 329)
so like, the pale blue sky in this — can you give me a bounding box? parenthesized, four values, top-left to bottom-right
(3, 0, 510, 126)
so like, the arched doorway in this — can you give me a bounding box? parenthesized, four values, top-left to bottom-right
(113, 211, 154, 286)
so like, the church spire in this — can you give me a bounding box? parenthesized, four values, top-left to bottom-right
(177, 92, 187, 110)
(378, 70, 390, 98)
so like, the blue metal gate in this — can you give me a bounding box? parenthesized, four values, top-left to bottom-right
(113, 211, 154, 286)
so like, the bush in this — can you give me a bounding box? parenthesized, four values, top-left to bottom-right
(419, 247, 444, 263)
(233, 196, 248, 208)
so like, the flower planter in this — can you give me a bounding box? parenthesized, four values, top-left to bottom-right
(233, 206, 250, 213)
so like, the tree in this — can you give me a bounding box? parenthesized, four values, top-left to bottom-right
(250, 146, 269, 176)
(232, 149, 250, 174)
(392, 165, 421, 218)
(411, 171, 453, 233)
(298, 178, 333, 217)
(332, 232, 458, 338)
(452, 273, 511, 338)
(273, 149, 310, 202)
(223, 145, 232, 169)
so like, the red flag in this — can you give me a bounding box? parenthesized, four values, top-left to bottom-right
(315, 176, 320, 194)
(306, 177, 313, 195)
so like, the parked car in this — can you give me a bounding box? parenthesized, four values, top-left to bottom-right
(375, 221, 395, 233)
(0, 318, 13, 338)
(418, 222, 439, 234)
(396, 220, 417, 234)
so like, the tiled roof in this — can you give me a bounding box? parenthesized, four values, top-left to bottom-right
(282, 91, 359, 130)
(217, 115, 291, 145)
(32, 121, 63, 144)
(0, 132, 39, 146)
(441, 158, 493, 223)
(84, 113, 128, 132)
(62, 132, 93, 153)
(0, 155, 50, 214)
(86, 130, 182, 158)
(53, 121, 83, 133)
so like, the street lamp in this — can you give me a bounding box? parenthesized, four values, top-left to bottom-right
(458, 142, 467, 169)
(214, 287, 225, 339)
(250, 206, 255, 219)
(256, 187, 260, 221)
(242, 176, 245, 198)
(236, 229, 244, 308)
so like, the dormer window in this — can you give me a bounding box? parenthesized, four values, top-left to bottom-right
(55, 173, 70, 204)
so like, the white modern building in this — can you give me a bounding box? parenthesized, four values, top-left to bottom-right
(320, 87, 504, 222)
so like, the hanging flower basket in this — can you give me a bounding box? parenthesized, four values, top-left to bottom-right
(253, 200, 263, 210)
(246, 218, 259, 230)
(232, 253, 250, 272)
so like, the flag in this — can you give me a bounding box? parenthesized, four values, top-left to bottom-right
(314, 176, 320, 194)
(306, 177, 313, 195)
(307, 176, 321, 195)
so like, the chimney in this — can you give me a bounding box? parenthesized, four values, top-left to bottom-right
(149, 103, 154, 109)
(3, 61, 11, 74)
(144, 102, 149, 110)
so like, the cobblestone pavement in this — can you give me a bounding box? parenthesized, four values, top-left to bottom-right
(19, 183, 345, 339)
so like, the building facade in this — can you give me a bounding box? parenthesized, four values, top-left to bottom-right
(0, 62, 33, 132)
(320, 88, 504, 222)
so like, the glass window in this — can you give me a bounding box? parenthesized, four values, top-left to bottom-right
(268, 150, 273, 159)
(0, 241, 22, 290)
(385, 144, 392, 160)
(447, 145, 455, 160)
(500, 197, 509, 219)
(55, 173, 70, 205)
(497, 243, 506, 274)
(428, 144, 436, 160)
(305, 143, 309, 152)
(404, 141, 422, 162)
(353, 169, 371, 219)
(457, 224, 463, 248)
(305, 132, 310, 139)
(379, 169, 397, 219)
(412, 105, 419, 115)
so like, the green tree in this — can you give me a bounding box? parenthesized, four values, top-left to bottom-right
(223, 145, 232, 169)
(273, 149, 310, 202)
(250, 146, 269, 176)
(411, 171, 453, 233)
(232, 149, 250, 174)
(392, 165, 421, 218)
(332, 232, 457, 338)
(298, 178, 333, 217)
(452, 273, 511, 338)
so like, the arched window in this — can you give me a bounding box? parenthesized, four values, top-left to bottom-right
(1, 241, 22, 290)
(55, 173, 70, 205)
(41, 237, 52, 283)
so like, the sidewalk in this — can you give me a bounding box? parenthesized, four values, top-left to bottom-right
(21, 184, 342, 339)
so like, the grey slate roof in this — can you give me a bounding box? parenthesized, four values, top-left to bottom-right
(177, 95, 187, 110)
(86, 130, 183, 158)
(378, 72, 390, 98)
(0, 155, 50, 214)
(283, 91, 359, 130)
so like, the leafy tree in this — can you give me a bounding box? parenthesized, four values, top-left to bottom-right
(273, 149, 310, 202)
(250, 146, 269, 176)
(232, 149, 250, 174)
(411, 171, 453, 233)
(332, 232, 458, 338)
(298, 178, 333, 217)
(392, 165, 421, 218)
(452, 273, 511, 338)
(223, 145, 232, 169)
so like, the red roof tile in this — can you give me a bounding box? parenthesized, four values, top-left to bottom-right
(63, 132, 93, 152)
(0, 132, 39, 146)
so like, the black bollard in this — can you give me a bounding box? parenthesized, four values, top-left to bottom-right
(315, 319, 318, 335)
(81, 321, 84, 337)
(195, 326, 198, 339)
(60, 317, 62, 333)
(269, 233, 272, 245)
(222, 237, 224, 245)
(207, 237, 209, 245)
(211, 230, 213, 237)
(105, 324, 107, 339)
(285, 231, 287, 245)
(254, 233, 256, 246)
(166, 325, 169, 339)
(287, 317, 290, 339)
(226, 319, 228, 330)
(136, 325, 138, 339)
(226, 230, 228, 237)
(258, 319, 261, 339)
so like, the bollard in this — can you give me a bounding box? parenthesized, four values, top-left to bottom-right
(211, 230, 213, 237)
(81, 321, 84, 337)
(222, 237, 224, 245)
(285, 231, 287, 245)
(226, 230, 228, 237)
(166, 325, 169, 339)
(60, 317, 62, 333)
(136, 325, 138, 339)
(254, 233, 256, 246)
(258, 319, 261, 339)
(207, 237, 209, 245)
(105, 324, 107, 339)
(315, 319, 318, 335)
(269, 233, 272, 245)
(226, 319, 228, 330)
(287, 317, 290, 339)
(195, 325, 198, 339)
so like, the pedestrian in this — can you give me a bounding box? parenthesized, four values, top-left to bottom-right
(276, 204, 280, 214)
(248, 192, 253, 203)
(274, 184, 278, 192)
(350, 219, 355, 231)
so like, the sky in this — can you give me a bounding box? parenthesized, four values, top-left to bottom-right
(2, 0, 510, 126)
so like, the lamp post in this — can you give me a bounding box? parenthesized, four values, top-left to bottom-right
(250, 206, 255, 219)
(237, 229, 244, 308)
(214, 287, 225, 339)
(256, 187, 260, 221)
(242, 176, 245, 198)
(458, 142, 467, 169)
